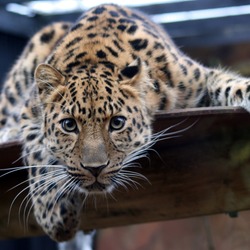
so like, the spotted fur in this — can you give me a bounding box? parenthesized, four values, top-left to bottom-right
(1, 4, 250, 242)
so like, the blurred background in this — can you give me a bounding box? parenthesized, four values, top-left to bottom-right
(1, 0, 250, 249)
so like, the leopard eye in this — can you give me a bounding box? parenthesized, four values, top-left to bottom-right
(60, 118, 78, 133)
(109, 116, 126, 131)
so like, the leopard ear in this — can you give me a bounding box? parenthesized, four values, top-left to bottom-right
(120, 58, 143, 83)
(35, 63, 65, 96)
(119, 58, 151, 97)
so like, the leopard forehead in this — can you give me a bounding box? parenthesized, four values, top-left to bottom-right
(46, 67, 140, 123)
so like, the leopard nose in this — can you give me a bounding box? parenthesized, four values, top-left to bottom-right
(82, 164, 106, 177)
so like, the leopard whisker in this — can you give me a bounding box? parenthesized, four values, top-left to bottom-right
(0, 164, 66, 178)
(119, 172, 143, 188)
(113, 172, 142, 191)
(122, 162, 142, 170)
(24, 173, 68, 230)
(8, 168, 64, 192)
(119, 178, 137, 190)
(119, 121, 198, 192)
(111, 177, 129, 191)
(8, 184, 31, 226)
(13, 147, 45, 164)
(119, 169, 150, 184)
(80, 191, 89, 210)
(106, 189, 117, 202)
(63, 176, 79, 199)
(8, 168, 66, 226)
(150, 118, 194, 138)
(102, 191, 110, 213)
(8, 169, 66, 228)
(22, 173, 66, 230)
(123, 120, 197, 167)
(22, 168, 66, 197)
(48, 177, 75, 219)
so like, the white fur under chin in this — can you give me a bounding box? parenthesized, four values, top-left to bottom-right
(57, 231, 95, 250)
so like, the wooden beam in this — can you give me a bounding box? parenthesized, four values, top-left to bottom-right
(0, 107, 250, 239)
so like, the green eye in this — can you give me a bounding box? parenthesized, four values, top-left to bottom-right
(110, 116, 126, 131)
(60, 118, 78, 133)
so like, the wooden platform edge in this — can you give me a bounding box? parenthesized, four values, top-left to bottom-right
(1, 107, 250, 239)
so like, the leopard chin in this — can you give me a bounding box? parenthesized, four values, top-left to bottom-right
(78, 180, 114, 194)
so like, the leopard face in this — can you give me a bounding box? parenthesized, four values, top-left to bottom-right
(35, 59, 152, 194)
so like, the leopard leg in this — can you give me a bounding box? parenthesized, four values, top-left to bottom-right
(206, 68, 250, 111)
(21, 116, 84, 242)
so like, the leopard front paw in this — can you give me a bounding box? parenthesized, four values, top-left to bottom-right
(33, 193, 84, 242)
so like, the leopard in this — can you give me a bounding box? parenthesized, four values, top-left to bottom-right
(1, 3, 250, 244)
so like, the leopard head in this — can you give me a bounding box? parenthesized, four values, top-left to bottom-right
(35, 58, 154, 195)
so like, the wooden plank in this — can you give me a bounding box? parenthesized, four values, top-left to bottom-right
(0, 107, 250, 239)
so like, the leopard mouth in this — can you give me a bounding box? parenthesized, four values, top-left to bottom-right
(64, 162, 118, 194)
(71, 175, 114, 194)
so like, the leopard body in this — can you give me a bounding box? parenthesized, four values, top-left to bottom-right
(1, 4, 250, 241)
